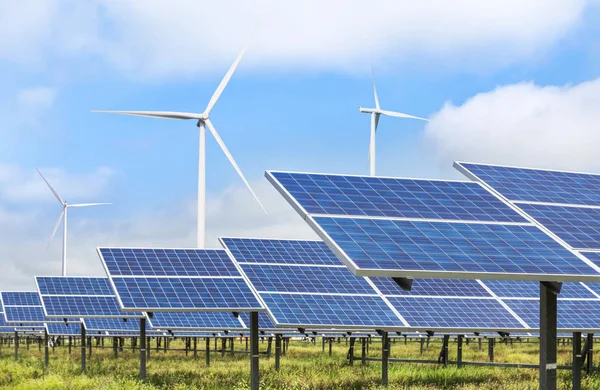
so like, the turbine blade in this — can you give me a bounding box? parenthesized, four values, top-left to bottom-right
(205, 119, 267, 213)
(92, 110, 204, 120)
(47, 207, 65, 251)
(204, 25, 258, 116)
(68, 203, 112, 208)
(371, 67, 380, 110)
(379, 110, 429, 121)
(37, 169, 65, 206)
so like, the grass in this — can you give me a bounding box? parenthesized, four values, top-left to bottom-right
(0, 336, 598, 389)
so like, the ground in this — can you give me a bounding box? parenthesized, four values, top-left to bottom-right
(0, 337, 598, 389)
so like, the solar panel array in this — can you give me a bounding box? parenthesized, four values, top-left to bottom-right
(455, 162, 600, 254)
(46, 322, 82, 336)
(1, 291, 78, 324)
(221, 237, 529, 332)
(98, 248, 264, 312)
(267, 171, 600, 282)
(82, 317, 140, 332)
(147, 311, 246, 331)
(36, 277, 143, 319)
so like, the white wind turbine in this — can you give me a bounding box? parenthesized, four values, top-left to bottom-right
(359, 69, 429, 176)
(92, 30, 266, 249)
(37, 169, 110, 276)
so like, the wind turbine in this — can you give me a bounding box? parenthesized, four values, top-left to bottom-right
(359, 68, 429, 176)
(93, 29, 266, 249)
(37, 169, 110, 276)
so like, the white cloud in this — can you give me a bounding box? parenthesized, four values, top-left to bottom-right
(424, 78, 600, 172)
(0, 174, 315, 290)
(0, 164, 114, 204)
(17, 87, 56, 109)
(0, 0, 596, 77)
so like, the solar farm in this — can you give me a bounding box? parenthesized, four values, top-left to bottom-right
(3, 162, 600, 390)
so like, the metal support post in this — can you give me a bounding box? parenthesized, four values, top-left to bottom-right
(382, 332, 389, 387)
(250, 312, 260, 390)
(267, 336, 272, 359)
(44, 329, 49, 367)
(221, 337, 226, 358)
(438, 334, 449, 366)
(586, 334, 594, 373)
(14, 330, 18, 361)
(573, 332, 582, 390)
(362, 338, 367, 365)
(68, 336, 72, 355)
(420, 338, 425, 355)
(457, 335, 463, 368)
(540, 282, 559, 390)
(81, 326, 86, 373)
(275, 334, 282, 371)
(322, 337, 325, 353)
(329, 337, 333, 357)
(113, 337, 118, 358)
(206, 337, 211, 366)
(193, 337, 197, 358)
(140, 318, 146, 380)
(488, 338, 494, 362)
(347, 337, 355, 365)
(147, 337, 150, 361)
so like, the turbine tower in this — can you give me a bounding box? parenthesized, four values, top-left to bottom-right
(93, 29, 266, 249)
(359, 68, 429, 176)
(37, 169, 110, 276)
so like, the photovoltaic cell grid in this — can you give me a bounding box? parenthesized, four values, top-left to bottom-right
(1, 291, 79, 324)
(36, 277, 144, 318)
(147, 312, 246, 331)
(98, 248, 263, 312)
(268, 171, 600, 281)
(221, 238, 528, 331)
(83, 317, 139, 332)
(455, 162, 600, 206)
(46, 323, 82, 336)
(267, 171, 527, 222)
(455, 162, 600, 251)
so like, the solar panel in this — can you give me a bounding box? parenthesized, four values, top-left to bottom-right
(1, 291, 79, 324)
(516, 203, 600, 250)
(2, 292, 41, 306)
(83, 317, 139, 332)
(267, 172, 527, 222)
(268, 171, 600, 282)
(148, 312, 245, 331)
(481, 280, 598, 299)
(36, 277, 143, 319)
(387, 297, 525, 330)
(222, 237, 528, 332)
(46, 322, 82, 336)
(313, 216, 597, 280)
(506, 299, 600, 331)
(455, 162, 600, 206)
(98, 248, 263, 312)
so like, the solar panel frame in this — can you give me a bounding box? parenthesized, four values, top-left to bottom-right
(35, 277, 144, 319)
(82, 317, 141, 332)
(46, 322, 82, 336)
(147, 311, 247, 331)
(97, 247, 265, 313)
(1, 291, 80, 324)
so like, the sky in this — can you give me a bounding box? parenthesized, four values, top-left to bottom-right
(1, 0, 600, 289)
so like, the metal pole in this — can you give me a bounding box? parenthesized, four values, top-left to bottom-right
(147, 337, 150, 361)
(540, 282, 558, 390)
(348, 337, 355, 365)
(44, 329, 49, 367)
(81, 326, 86, 373)
(457, 335, 463, 368)
(68, 336, 72, 355)
(587, 333, 594, 374)
(382, 332, 389, 387)
(193, 337, 197, 358)
(362, 338, 367, 365)
(275, 334, 281, 371)
(140, 318, 146, 380)
(14, 330, 18, 361)
(329, 337, 333, 357)
(573, 332, 582, 390)
(206, 337, 210, 366)
(221, 337, 226, 358)
(250, 312, 259, 390)
(113, 337, 118, 358)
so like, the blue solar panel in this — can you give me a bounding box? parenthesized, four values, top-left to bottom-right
(238, 312, 278, 330)
(370, 278, 492, 297)
(83, 317, 139, 332)
(46, 323, 82, 336)
(148, 312, 244, 330)
(2, 292, 41, 306)
(267, 171, 526, 222)
(112, 277, 262, 311)
(314, 217, 597, 279)
(516, 203, 600, 250)
(99, 248, 239, 277)
(239, 264, 375, 294)
(99, 248, 262, 313)
(260, 293, 406, 328)
(455, 162, 600, 206)
(505, 299, 600, 330)
(5, 306, 49, 322)
(221, 238, 342, 265)
(42, 296, 126, 317)
(387, 297, 526, 330)
(482, 280, 597, 299)
(37, 277, 113, 295)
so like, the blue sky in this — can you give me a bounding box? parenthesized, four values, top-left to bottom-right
(1, 0, 600, 288)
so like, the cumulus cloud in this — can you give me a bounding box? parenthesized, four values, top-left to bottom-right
(0, 0, 596, 77)
(424, 78, 600, 172)
(0, 174, 315, 290)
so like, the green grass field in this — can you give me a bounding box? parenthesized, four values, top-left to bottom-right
(0, 337, 598, 389)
